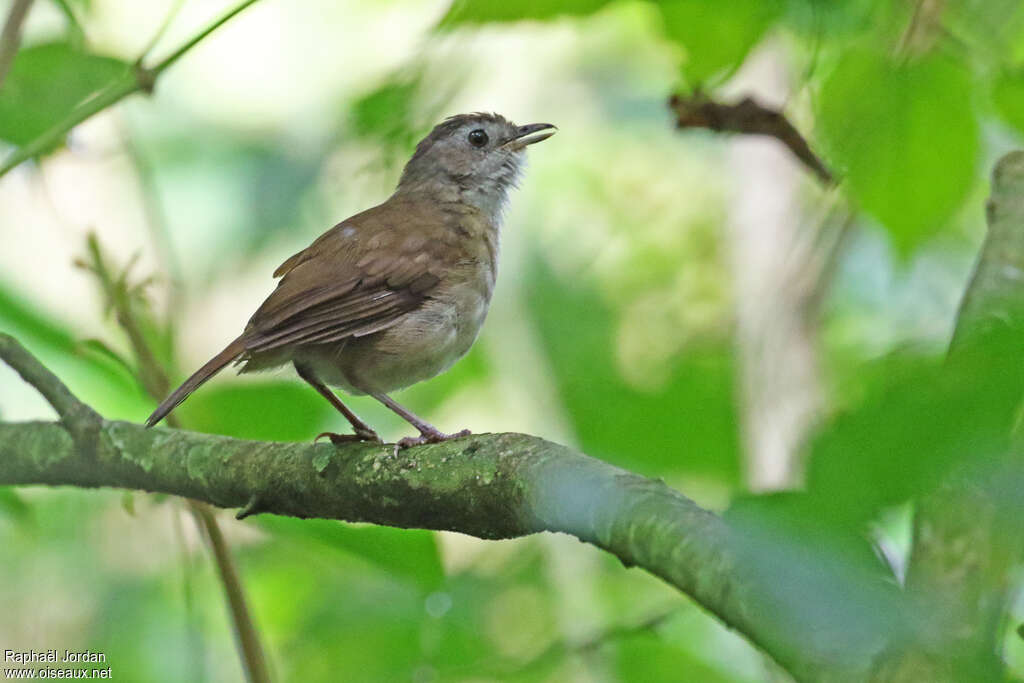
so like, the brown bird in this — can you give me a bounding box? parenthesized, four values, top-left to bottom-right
(146, 113, 555, 447)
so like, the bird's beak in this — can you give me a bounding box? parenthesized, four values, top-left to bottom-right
(503, 123, 557, 150)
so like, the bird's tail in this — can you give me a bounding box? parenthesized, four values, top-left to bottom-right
(145, 337, 247, 427)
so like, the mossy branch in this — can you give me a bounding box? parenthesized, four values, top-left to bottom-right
(1, 332, 875, 682)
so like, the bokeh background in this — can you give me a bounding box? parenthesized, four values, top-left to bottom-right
(1, 0, 1024, 680)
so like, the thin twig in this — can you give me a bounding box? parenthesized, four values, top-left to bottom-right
(139, 0, 186, 62)
(0, 0, 33, 89)
(82, 236, 272, 683)
(0, 332, 103, 457)
(82, 233, 171, 398)
(149, 0, 259, 75)
(191, 501, 272, 683)
(50, 0, 84, 45)
(0, 0, 261, 178)
(668, 92, 834, 186)
(0, 332, 100, 425)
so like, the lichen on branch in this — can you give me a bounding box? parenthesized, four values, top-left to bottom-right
(0, 331, 874, 682)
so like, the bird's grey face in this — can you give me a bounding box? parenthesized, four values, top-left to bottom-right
(398, 114, 555, 206)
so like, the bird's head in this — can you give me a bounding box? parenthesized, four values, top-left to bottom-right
(397, 112, 556, 215)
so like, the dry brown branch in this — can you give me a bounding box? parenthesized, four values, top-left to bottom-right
(668, 92, 834, 185)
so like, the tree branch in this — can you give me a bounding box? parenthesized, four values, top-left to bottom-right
(950, 151, 1024, 352)
(190, 500, 272, 683)
(0, 332, 102, 452)
(0, 333, 99, 424)
(668, 92, 834, 185)
(875, 150, 1024, 681)
(0, 332, 887, 682)
(0, 419, 803, 675)
(0, 0, 260, 179)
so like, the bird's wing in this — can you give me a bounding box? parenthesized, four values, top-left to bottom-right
(242, 202, 449, 353)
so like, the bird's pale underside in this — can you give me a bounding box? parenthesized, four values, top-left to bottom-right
(146, 113, 555, 447)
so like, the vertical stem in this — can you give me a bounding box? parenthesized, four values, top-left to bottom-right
(84, 237, 273, 683)
(0, 0, 33, 89)
(190, 500, 272, 683)
(876, 150, 1024, 680)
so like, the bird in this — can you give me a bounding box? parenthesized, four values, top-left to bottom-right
(146, 112, 556, 447)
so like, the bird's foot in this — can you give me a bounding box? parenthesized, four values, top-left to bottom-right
(396, 428, 472, 450)
(315, 427, 382, 446)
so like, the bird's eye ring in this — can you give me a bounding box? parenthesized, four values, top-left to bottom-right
(467, 129, 488, 147)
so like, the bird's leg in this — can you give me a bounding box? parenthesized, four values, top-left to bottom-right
(294, 363, 381, 443)
(370, 392, 471, 449)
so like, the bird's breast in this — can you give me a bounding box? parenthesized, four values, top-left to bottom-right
(323, 258, 495, 395)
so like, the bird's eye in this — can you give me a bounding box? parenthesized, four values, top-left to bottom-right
(467, 129, 488, 147)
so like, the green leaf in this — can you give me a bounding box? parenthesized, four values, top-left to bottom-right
(174, 380, 335, 441)
(524, 252, 741, 484)
(0, 281, 148, 417)
(256, 516, 445, 592)
(0, 487, 31, 523)
(349, 73, 423, 159)
(780, 0, 888, 41)
(943, 0, 1024, 66)
(120, 491, 135, 517)
(724, 491, 906, 663)
(612, 631, 739, 682)
(805, 330, 1024, 526)
(0, 282, 78, 351)
(658, 0, 782, 84)
(817, 50, 979, 253)
(993, 70, 1024, 136)
(437, 0, 614, 29)
(77, 338, 137, 379)
(0, 41, 130, 150)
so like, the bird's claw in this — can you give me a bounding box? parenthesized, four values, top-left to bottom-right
(396, 428, 471, 450)
(315, 429, 382, 445)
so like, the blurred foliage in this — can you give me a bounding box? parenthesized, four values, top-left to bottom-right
(526, 251, 741, 485)
(348, 72, 428, 164)
(994, 69, 1024, 136)
(432, 0, 1024, 253)
(0, 486, 30, 522)
(137, 131, 325, 270)
(438, 0, 614, 28)
(255, 516, 444, 591)
(0, 41, 128, 148)
(657, 0, 782, 84)
(806, 332, 1023, 527)
(817, 50, 978, 253)
(724, 490, 907, 670)
(612, 632, 741, 683)
(723, 321, 1024, 672)
(176, 381, 335, 442)
(2, 0, 1024, 681)
(0, 280, 149, 417)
